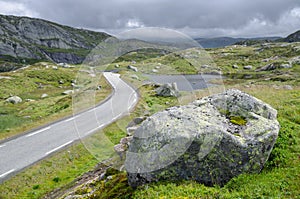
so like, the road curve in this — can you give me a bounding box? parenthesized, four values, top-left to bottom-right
(0, 72, 138, 183)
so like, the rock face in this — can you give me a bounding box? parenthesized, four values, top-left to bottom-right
(125, 89, 279, 187)
(0, 14, 110, 69)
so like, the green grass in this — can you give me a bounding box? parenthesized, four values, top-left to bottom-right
(0, 82, 178, 198)
(0, 143, 98, 199)
(0, 63, 112, 140)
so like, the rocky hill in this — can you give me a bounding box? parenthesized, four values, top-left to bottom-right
(282, 30, 300, 42)
(0, 14, 110, 71)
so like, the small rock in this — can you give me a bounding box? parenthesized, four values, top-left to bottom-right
(115, 64, 120, 68)
(243, 65, 253, 70)
(128, 65, 138, 72)
(152, 69, 158, 73)
(97, 86, 102, 90)
(130, 75, 139, 80)
(0, 76, 12, 80)
(120, 136, 133, 145)
(6, 96, 22, 104)
(232, 64, 239, 69)
(62, 90, 74, 95)
(58, 80, 64, 84)
(126, 126, 139, 136)
(280, 64, 292, 69)
(156, 83, 180, 97)
(41, 94, 48, 98)
(283, 85, 293, 90)
(155, 66, 160, 69)
(25, 99, 35, 102)
(52, 66, 58, 70)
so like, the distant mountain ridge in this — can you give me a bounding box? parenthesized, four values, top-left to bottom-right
(0, 14, 110, 70)
(195, 37, 281, 48)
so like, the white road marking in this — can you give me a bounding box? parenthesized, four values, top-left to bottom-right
(0, 169, 15, 178)
(65, 116, 79, 122)
(88, 109, 95, 113)
(0, 145, 6, 148)
(26, 127, 51, 137)
(45, 140, 74, 155)
(85, 124, 106, 135)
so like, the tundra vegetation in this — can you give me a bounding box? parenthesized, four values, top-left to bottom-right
(0, 41, 299, 198)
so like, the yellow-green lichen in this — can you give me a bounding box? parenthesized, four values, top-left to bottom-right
(230, 116, 247, 126)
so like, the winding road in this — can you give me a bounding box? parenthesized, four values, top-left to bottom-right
(0, 72, 138, 183)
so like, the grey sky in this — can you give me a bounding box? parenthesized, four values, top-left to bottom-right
(0, 0, 300, 38)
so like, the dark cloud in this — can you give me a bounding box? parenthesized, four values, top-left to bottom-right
(1, 0, 300, 37)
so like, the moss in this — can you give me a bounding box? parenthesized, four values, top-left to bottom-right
(230, 116, 247, 126)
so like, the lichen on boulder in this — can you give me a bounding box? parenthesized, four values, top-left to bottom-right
(125, 89, 280, 187)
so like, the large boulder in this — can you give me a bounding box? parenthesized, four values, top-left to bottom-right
(125, 89, 279, 187)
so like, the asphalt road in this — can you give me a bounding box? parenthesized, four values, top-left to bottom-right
(0, 72, 138, 183)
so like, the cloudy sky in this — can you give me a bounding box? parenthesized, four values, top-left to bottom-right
(0, 0, 300, 38)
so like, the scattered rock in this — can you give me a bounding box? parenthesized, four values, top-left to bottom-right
(243, 65, 253, 70)
(126, 89, 279, 187)
(289, 56, 300, 64)
(58, 80, 64, 84)
(156, 83, 180, 97)
(126, 126, 139, 136)
(41, 93, 48, 98)
(25, 99, 35, 102)
(232, 64, 239, 69)
(6, 96, 22, 104)
(0, 76, 12, 80)
(128, 65, 138, 72)
(130, 75, 139, 80)
(52, 66, 58, 70)
(62, 90, 74, 95)
(283, 85, 293, 90)
(210, 70, 222, 75)
(280, 63, 292, 69)
(155, 66, 160, 69)
(127, 117, 147, 128)
(115, 64, 120, 68)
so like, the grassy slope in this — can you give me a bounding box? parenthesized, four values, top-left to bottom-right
(0, 62, 112, 140)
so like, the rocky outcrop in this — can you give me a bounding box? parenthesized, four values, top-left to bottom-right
(0, 14, 110, 69)
(257, 62, 292, 71)
(125, 89, 279, 187)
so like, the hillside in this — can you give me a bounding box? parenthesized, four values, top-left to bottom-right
(282, 30, 300, 42)
(0, 14, 111, 71)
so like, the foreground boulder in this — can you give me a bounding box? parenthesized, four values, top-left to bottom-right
(125, 89, 279, 187)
